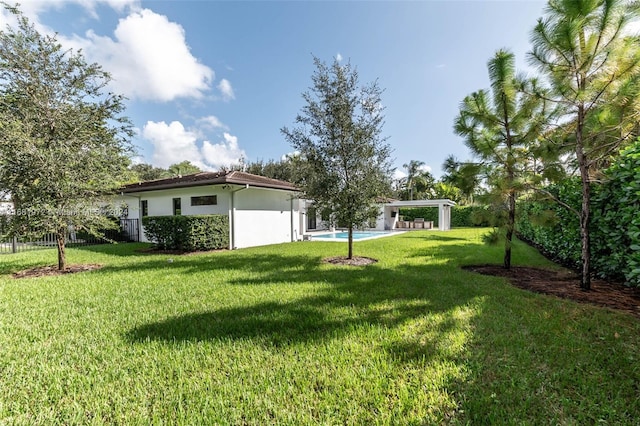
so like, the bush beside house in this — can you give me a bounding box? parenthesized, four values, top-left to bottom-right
(142, 215, 229, 251)
(400, 205, 491, 228)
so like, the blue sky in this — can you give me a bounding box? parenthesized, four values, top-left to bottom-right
(1, 0, 547, 179)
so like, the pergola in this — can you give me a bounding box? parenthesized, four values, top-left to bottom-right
(384, 199, 456, 231)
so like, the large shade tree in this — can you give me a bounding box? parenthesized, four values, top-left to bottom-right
(282, 57, 392, 259)
(454, 49, 548, 269)
(0, 5, 133, 270)
(529, 0, 640, 289)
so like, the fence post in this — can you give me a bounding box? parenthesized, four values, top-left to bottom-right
(12, 235, 17, 254)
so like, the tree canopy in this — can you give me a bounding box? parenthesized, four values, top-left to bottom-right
(454, 49, 549, 269)
(529, 0, 640, 289)
(0, 4, 133, 269)
(282, 57, 392, 259)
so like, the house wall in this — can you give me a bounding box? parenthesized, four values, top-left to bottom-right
(119, 186, 302, 248)
(233, 188, 299, 249)
(118, 187, 231, 243)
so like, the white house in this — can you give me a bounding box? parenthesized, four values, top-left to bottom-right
(117, 171, 455, 250)
(118, 171, 303, 249)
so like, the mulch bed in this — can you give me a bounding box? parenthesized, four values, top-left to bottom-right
(463, 265, 640, 319)
(12, 264, 103, 279)
(324, 256, 378, 266)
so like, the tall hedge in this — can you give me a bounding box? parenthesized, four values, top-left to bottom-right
(591, 141, 640, 285)
(399, 205, 491, 227)
(142, 215, 229, 251)
(516, 139, 640, 286)
(516, 179, 582, 270)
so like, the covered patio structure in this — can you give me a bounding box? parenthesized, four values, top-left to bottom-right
(384, 199, 456, 231)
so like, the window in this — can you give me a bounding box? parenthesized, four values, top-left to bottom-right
(172, 198, 182, 215)
(191, 195, 217, 206)
(141, 200, 148, 217)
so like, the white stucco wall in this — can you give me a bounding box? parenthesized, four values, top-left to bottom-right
(118, 186, 302, 249)
(118, 187, 231, 243)
(232, 188, 298, 249)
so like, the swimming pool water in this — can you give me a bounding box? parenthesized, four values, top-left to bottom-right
(311, 231, 397, 241)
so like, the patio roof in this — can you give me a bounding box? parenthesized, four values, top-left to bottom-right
(384, 199, 456, 208)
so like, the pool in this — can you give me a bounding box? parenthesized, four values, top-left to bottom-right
(309, 231, 401, 241)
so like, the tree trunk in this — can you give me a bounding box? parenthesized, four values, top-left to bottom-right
(347, 224, 353, 259)
(576, 102, 591, 291)
(578, 150, 591, 291)
(56, 230, 66, 271)
(504, 191, 515, 270)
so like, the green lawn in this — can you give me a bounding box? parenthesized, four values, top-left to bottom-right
(1, 228, 639, 424)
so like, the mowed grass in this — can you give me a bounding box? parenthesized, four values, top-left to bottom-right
(1, 228, 639, 424)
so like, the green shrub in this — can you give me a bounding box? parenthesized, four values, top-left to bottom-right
(399, 205, 491, 227)
(142, 215, 229, 251)
(516, 140, 640, 286)
(516, 179, 582, 270)
(591, 140, 640, 285)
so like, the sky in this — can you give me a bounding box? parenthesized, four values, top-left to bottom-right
(0, 0, 549, 179)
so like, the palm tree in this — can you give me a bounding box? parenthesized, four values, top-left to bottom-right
(454, 49, 548, 269)
(402, 160, 427, 200)
(441, 155, 482, 204)
(528, 0, 640, 289)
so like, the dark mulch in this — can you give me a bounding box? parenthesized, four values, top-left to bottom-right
(463, 265, 640, 319)
(324, 256, 378, 266)
(12, 264, 103, 279)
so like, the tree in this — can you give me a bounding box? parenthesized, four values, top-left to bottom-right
(441, 155, 483, 204)
(454, 49, 548, 269)
(0, 5, 133, 270)
(129, 163, 169, 182)
(402, 160, 428, 200)
(281, 57, 392, 259)
(241, 157, 298, 182)
(167, 161, 201, 177)
(529, 0, 640, 289)
(431, 181, 463, 203)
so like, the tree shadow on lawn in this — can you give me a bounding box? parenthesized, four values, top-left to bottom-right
(92, 251, 325, 278)
(400, 233, 470, 242)
(72, 242, 154, 257)
(126, 262, 483, 349)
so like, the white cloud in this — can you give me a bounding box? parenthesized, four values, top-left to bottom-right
(218, 78, 235, 101)
(142, 121, 204, 169)
(281, 151, 300, 161)
(393, 169, 407, 180)
(202, 133, 246, 169)
(142, 121, 245, 170)
(418, 164, 432, 173)
(3, 3, 214, 102)
(65, 0, 141, 17)
(1, 1, 139, 33)
(336, 53, 343, 62)
(198, 115, 229, 131)
(67, 8, 213, 101)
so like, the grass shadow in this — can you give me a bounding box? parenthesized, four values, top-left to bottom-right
(126, 262, 480, 347)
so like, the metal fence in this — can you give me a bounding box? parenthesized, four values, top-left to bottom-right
(0, 219, 139, 254)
